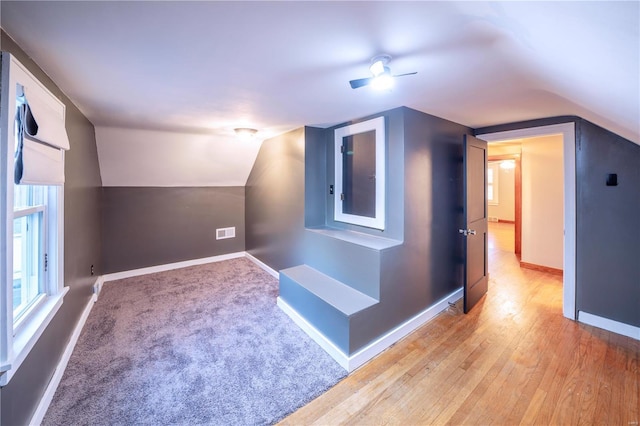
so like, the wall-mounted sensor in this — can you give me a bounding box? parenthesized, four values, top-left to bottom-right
(606, 173, 618, 186)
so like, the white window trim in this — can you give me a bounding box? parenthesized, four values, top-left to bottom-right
(0, 53, 67, 386)
(334, 116, 386, 230)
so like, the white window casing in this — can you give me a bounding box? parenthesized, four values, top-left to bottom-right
(334, 116, 386, 230)
(1, 52, 68, 385)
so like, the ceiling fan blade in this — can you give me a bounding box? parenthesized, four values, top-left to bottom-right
(393, 72, 418, 78)
(349, 77, 373, 89)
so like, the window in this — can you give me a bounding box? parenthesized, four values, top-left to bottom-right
(1, 53, 68, 385)
(334, 116, 386, 230)
(487, 162, 499, 205)
(13, 185, 50, 325)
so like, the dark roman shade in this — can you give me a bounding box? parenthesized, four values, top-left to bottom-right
(14, 85, 70, 185)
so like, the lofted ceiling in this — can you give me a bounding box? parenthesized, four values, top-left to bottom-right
(1, 1, 638, 185)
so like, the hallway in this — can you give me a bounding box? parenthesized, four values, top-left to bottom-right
(488, 221, 515, 254)
(282, 222, 639, 424)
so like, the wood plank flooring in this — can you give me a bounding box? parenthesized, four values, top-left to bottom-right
(280, 223, 639, 425)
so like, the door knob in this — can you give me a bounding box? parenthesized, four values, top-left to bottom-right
(458, 229, 477, 236)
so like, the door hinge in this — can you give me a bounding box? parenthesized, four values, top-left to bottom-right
(340, 145, 346, 154)
(340, 193, 345, 201)
(44, 253, 48, 272)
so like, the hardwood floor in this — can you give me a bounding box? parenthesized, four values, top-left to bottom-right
(281, 223, 639, 425)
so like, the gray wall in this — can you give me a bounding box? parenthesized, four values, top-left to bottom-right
(304, 127, 327, 228)
(575, 121, 640, 327)
(1, 31, 103, 425)
(346, 107, 470, 350)
(264, 107, 471, 353)
(102, 187, 245, 273)
(476, 117, 640, 328)
(245, 127, 306, 271)
(324, 109, 405, 241)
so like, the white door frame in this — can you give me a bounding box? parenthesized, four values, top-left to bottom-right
(477, 123, 576, 320)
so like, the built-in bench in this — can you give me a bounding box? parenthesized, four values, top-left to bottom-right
(279, 264, 379, 354)
(305, 226, 402, 251)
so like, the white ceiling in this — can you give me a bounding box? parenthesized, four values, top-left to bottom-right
(1, 1, 638, 184)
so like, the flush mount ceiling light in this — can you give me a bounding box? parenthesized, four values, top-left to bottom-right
(500, 159, 516, 169)
(234, 128, 258, 140)
(349, 54, 417, 90)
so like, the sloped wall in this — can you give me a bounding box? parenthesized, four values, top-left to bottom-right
(95, 127, 261, 187)
(96, 127, 257, 273)
(0, 31, 103, 426)
(245, 127, 307, 271)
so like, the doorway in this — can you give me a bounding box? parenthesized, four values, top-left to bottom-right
(477, 123, 576, 320)
(487, 148, 521, 258)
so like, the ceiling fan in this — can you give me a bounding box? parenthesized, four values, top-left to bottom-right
(349, 54, 417, 90)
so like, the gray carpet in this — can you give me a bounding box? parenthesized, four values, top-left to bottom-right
(43, 257, 347, 425)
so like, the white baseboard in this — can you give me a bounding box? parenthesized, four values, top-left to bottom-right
(244, 252, 279, 279)
(278, 288, 463, 372)
(92, 276, 105, 299)
(578, 311, 640, 341)
(277, 297, 351, 371)
(101, 252, 246, 282)
(30, 288, 98, 425)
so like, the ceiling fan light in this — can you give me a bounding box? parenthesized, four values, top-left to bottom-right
(234, 128, 258, 139)
(371, 73, 395, 91)
(369, 60, 386, 76)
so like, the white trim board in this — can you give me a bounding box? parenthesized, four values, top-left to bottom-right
(244, 252, 279, 279)
(30, 290, 98, 425)
(101, 252, 246, 282)
(477, 122, 577, 321)
(278, 288, 463, 372)
(578, 311, 640, 341)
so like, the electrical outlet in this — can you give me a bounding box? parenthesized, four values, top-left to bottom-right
(91, 264, 94, 276)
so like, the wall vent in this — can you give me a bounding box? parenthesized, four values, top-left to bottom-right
(488, 217, 499, 222)
(216, 227, 236, 240)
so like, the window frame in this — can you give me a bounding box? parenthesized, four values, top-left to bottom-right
(12, 203, 47, 324)
(334, 116, 386, 230)
(0, 53, 67, 386)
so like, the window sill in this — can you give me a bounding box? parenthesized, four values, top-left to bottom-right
(0, 287, 69, 386)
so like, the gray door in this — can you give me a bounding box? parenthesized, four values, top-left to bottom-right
(461, 135, 488, 313)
